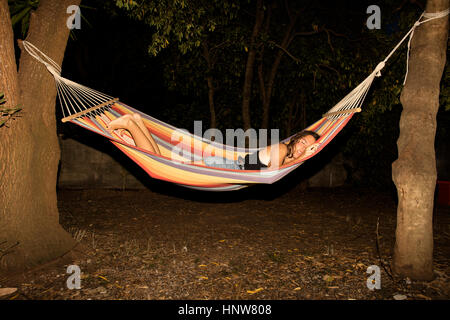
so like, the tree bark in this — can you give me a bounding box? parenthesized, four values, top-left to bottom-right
(202, 43, 217, 128)
(241, 0, 264, 131)
(392, 0, 448, 280)
(260, 13, 298, 129)
(0, 0, 80, 274)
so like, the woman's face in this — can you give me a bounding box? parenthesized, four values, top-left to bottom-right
(292, 135, 317, 158)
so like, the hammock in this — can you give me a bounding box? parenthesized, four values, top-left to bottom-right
(21, 10, 448, 191)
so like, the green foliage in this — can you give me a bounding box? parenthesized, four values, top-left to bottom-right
(8, 0, 39, 37)
(114, 0, 247, 130)
(114, 0, 448, 186)
(0, 92, 21, 128)
(115, 0, 241, 56)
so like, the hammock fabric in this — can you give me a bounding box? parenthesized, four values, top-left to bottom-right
(21, 10, 448, 191)
(66, 100, 354, 191)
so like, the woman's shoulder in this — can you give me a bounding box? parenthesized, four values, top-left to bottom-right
(276, 142, 288, 153)
(268, 142, 288, 155)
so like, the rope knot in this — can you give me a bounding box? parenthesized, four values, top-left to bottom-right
(374, 61, 385, 77)
(423, 8, 450, 19)
(22, 41, 62, 77)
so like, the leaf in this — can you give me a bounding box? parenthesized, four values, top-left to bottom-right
(247, 288, 264, 294)
(323, 275, 334, 282)
(97, 275, 109, 282)
(11, 7, 31, 27)
(2, 108, 21, 115)
(0, 288, 17, 297)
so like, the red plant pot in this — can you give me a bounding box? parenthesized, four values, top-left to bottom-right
(437, 181, 450, 206)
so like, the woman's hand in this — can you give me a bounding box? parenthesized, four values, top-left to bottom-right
(303, 143, 319, 158)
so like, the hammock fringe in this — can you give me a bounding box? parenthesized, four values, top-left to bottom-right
(61, 98, 119, 123)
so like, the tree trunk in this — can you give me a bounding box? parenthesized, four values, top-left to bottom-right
(202, 43, 217, 128)
(392, 0, 448, 280)
(261, 13, 298, 129)
(241, 0, 264, 131)
(0, 0, 80, 274)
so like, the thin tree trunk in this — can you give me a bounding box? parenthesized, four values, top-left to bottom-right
(202, 43, 216, 128)
(257, 2, 274, 121)
(241, 0, 264, 131)
(206, 75, 216, 129)
(286, 90, 298, 137)
(261, 13, 298, 129)
(392, 0, 448, 280)
(0, 0, 80, 273)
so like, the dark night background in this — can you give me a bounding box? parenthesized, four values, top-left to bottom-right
(18, 0, 447, 197)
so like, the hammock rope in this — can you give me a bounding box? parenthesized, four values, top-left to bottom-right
(21, 9, 449, 191)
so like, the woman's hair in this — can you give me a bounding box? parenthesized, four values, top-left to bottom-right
(285, 130, 320, 158)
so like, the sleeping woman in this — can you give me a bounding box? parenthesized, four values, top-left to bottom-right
(106, 113, 320, 170)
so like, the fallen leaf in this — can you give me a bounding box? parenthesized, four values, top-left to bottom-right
(247, 288, 264, 294)
(323, 275, 334, 282)
(97, 275, 109, 282)
(393, 294, 407, 300)
(314, 261, 326, 267)
(0, 288, 17, 297)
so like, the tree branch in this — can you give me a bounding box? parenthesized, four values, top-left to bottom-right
(316, 63, 340, 75)
(324, 28, 334, 52)
(268, 41, 300, 63)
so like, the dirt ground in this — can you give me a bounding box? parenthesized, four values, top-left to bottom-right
(1, 183, 449, 300)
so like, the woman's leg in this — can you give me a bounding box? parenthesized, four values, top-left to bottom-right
(107, 114, 158, 154)
(132, 113, 161, 155)
(202, 156, 242, 170)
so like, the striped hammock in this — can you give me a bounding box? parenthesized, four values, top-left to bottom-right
(21, 10, 446, 191)
(19, 46, 389, 192)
